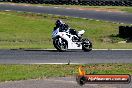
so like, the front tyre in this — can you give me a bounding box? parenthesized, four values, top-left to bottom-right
(82, 39, 92, 52)
(53, 37, 68, 52)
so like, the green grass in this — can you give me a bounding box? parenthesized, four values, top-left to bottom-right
(0, 11, 131, 49)
(0, 64, 131, 82)
(0, 11, 54, 49)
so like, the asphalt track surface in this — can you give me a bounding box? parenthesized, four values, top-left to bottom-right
(0, 4, 132, 88)
(0, 77, 131, 88)
(0, 49, 132, 64)
(0, 3, 132, 24)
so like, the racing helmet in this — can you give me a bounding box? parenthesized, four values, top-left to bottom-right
(55, 20, 63, 27)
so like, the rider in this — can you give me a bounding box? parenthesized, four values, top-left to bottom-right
(54, 19, 68, 32)
(54, 20, 79, 39)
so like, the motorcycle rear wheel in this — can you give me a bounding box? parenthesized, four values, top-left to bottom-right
(82, 39, 92, 52)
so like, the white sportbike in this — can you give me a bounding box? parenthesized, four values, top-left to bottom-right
(52, 28, 92, 51)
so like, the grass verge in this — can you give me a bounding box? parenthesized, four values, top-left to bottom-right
(0, 11, 131, 49)
(0, 64, 131, 82)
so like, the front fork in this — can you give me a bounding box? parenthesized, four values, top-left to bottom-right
(59, 38, 66, 47)
(59, 38, 62, 44)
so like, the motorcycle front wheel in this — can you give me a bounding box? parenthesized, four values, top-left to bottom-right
(82, 39, 92, 52)
(53, 37, 68, 52)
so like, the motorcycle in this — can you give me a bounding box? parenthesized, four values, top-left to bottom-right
(52, 27, 92, 52)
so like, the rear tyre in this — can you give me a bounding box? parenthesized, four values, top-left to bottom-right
(82, 39, 92, 52)
(53, 37, 68, 52)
